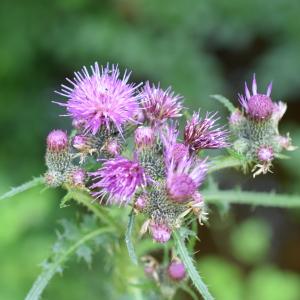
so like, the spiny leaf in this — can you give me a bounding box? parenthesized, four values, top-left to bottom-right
(25, 226, 114, 300)
(173, 229, 214, 300)
(211, 94, 236, 113)
(0, 176, 44, 201)
(203, 189, 300, 208)
(125, 209, 138, 265)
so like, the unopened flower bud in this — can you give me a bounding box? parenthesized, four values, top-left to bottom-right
(150, 222, 171, 243)
(135, 194, 148, 211)
(167, 260, 186, 281)
(46, 130, 71, 172)
(47, 130, 68, 152)
(257, 146, 274, 162)
(44, 170, 64, 187)
(72, 169, 86, 187)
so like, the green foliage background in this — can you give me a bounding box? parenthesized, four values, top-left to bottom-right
(0, 0, 300, 299)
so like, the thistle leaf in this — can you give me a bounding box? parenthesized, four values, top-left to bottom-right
(173, 229, 214, 300)
(211, 94, 236, 113)
(0, 176, 44, 201)
(125, 209, 138, 265)
(25, 222, 114, 300)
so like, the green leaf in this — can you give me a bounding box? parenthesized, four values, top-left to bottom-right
(125, 209, 138, 265)
(25, 226, 114, 300)
(208, 156, 242, 173)
(203, 189, 300, 208)
(0, 176, 44, 201)
(211, 94, 236, 113)
(173, 229, 214, 300)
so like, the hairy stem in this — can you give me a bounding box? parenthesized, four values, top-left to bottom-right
(173, 229, 214, 300)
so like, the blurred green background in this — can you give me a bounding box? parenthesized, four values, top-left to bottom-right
(1, 0, 300, 299)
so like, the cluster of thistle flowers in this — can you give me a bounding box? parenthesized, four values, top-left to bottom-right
(229, 74, 296, 177)
(44, 62, 229, 243)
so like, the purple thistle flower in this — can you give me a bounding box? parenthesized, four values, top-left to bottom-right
(90, 156, 147, 205)
(140, 81, 183, 125)
(47, 130, 68, 151)
(160, 124, 189, 168)
(239, 74, 274, 121)
(149, 221, 172, 243)
(134, 126, 156, 150)
(167, 155, 208, 203)
(257, 146, 274, 162)
(56, 62, 141, 136)
(184, 112, 228, 151)
(168, 260, 186, 281)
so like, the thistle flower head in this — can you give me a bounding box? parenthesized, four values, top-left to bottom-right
(149, 221, 172, 243)
(134, 126, 156, 150)
(71, 169, 86, 186)
(257, 146, 274, 162)
(184, 112, 228, 151)
(239, 74, 274, 121)
(56, 63, 140, 136)
(168, 260, 186, 281)
(47, 130, 68, 151)
(103, 138, 121, 156)
(161, 124, 189, 167)
(140, 81, 183, 125)
(167, 156, 208, 203)
(90, 156, 147, 205)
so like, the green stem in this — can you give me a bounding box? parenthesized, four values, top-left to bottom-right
(203, 189, 300, 207)
(0, 176, 44, 201)
(25, 227, 114, 300)
(173, 230, 214, 300)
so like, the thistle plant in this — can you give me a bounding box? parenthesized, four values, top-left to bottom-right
(1, 63, 299, 300)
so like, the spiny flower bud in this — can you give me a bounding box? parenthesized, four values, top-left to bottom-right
(150, 222, 171, 243)
(167, 260, 186, 281)
(134, 126, 156, 150)
(44, 170, 64, 187)
(135, 194, 148, 212)
(47, 130, 68, 152)
(257, 146, 274, 162)
(66, 168, 86, 188)
(46, 130, 71, 172)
